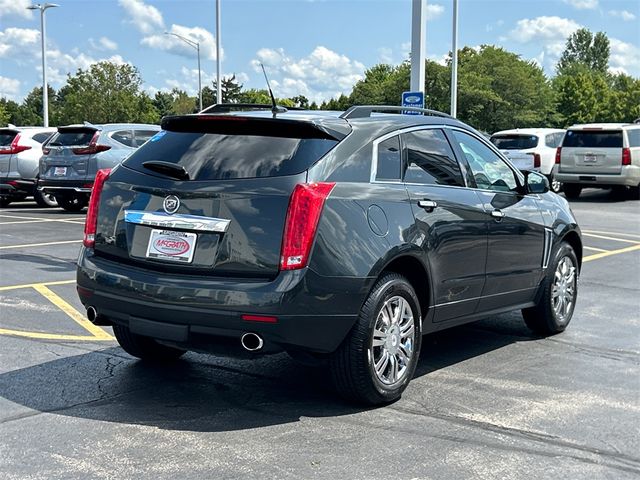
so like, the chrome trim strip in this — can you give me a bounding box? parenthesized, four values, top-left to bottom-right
(542, 228, 553, 269)
(434, 286, 537, 307)
(124, 210, 230, 233)
(37, 186, 93, 192)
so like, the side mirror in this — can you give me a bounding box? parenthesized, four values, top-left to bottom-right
(524, 170, 549, 194)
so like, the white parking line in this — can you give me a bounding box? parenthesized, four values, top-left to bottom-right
(582, 229, 640, 240)
(0, 240, 82, 250)
(0, 214, 85, 225)
(584, 246, 608, 253)
(581, 233, 640, 244)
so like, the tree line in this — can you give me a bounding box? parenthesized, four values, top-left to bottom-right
(1, 28, 638, 132)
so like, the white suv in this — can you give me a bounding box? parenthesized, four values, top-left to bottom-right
(0, 126, 57, 207)
(490, 128, 565, 193)
(553, 123, 640, 200)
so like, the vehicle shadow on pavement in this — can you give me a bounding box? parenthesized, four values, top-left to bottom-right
(0, 313, 538, 432)
(564, 189, 632, 203)
(0, 253, 77, 273)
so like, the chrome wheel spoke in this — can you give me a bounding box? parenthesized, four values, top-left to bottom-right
(375, 350, 389, 377)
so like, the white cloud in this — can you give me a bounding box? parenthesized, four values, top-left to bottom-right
(142, 24, 221, 61)
(608, 9, 636, 21)
(0, 0, 33, 19)
(508, 16, 581, 71)
(119, 0, 164, 34)
(0, 27, 40, 58)
(562, 0, 598, 9)
(427, 4, 444, 20)
(43, 50, 129, 85)
(609, 38, 640, 76)
(0, 75, 20, 99)
(250, 46, 365, 102)
(89, 36, 118, 52)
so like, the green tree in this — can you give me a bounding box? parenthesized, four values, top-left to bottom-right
(153, 91, 176, 118)
(606, 73, 640, 122)
(552, 65, 611, 125)
(0, 98, 19, 125)
(58, 61, 158, 124)
(557, 28, 610, 74)
(170, 88, 197, 115)
(0, 102, 9, 125)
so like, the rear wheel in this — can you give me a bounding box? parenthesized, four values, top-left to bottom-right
(329, 273, 422, 405)
(548, 175, 562, 193)
(563, 184, 582, 199)
(0, 198, 11, 208)
(34, 190, 58, 208)
(522, 242, 578, 336)
(627, 184, 640, 200)
(112, 324, 186, 361)
(56, 195, 87, 212)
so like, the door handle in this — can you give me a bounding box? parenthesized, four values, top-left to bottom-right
(418, 199, 438, 210)
(490, 209, 505, 220)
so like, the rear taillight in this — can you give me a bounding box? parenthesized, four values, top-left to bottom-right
(533, 153, 541, 169)
(555, 147, 562, 164)
(83, 168, 111, 248)
(622, 147, 631, 166)
(280, 182, 336, 271)
(73, 131, 111, 155)
(0, 134, 32, 155)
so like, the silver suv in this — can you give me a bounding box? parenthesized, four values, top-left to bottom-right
(553, 123, 640, 199)
(39, 123, 160, 211)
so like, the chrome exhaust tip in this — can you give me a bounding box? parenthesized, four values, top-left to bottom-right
(87, 306, 98, 323)
(241, 332, 264, 352)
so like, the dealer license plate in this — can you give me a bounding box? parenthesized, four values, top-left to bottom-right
(54, 167, 67, 176)
(146, 229, 197, 263)
(584, 154, 597, 163)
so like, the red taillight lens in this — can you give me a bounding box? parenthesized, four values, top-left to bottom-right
(242, 314, 278, 323)
(83, 168, 111, 248)
(622, 147, 631, 166)
(0, 134, 31, 155)
(533, 153, 541, 169)
(73, 131, 111, 155)
(555, 147, 562, 164)
(280, 182, 335, 271)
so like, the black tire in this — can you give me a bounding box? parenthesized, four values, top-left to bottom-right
(522, 242, 579, 336)
(548, 175, 562, 194)
(112, 324, 186, 361)
(563, 184, 582, 199)
(56, 195, 87, 212)
(0, 198, 11, 208)
(329, 273, 422, 405)
(627, 184, 640, 200)
(34, 190, 58, 208)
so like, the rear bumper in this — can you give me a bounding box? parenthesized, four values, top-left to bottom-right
(554, 165, 640, 187)
(76, 247, 373, 353)
(0, 178, 36, 197)
(38, 179, 93, 195)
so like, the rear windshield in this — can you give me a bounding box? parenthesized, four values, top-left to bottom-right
(123, 131, 339, 180)
(490, 135, 538, 150)
(0, 131, 17, 147)
(48, 129, 97, 147)
(563, 130, 623, 148)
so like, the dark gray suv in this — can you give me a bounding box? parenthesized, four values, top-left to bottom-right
(77, 105, 582, 405)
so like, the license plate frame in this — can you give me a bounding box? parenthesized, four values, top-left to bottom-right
(583, 154, 597, 164)
(146, 229, 197, 263)
(53, 166, 67, 176)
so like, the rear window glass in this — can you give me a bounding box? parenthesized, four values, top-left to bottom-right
(563, 130, 623, 148)
(545, 132, 564, 148)
(111, 130, 135, 147)
(135, 130, 159, 146)
(32, 132, 53, 144)
(123, 131, 339, 180)
(0, 131, 17, 147)
(49, 129, 96, 147)
(627, 129, 640, 147)
(490, 135, 538, 150)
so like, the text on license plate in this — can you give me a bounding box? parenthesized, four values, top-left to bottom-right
(54, 167, 67, 176)
(584, 154, 597, 163)
(146, 229, 197, 263)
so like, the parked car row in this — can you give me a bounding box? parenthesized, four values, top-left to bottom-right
(0, 123, 160, 210)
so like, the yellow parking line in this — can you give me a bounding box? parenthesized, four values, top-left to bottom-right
(583, 244, 640, 263)
(0, 279, 75, 292)
(581, 233, 640, 244)
(0, 240, 82, 250)
(582, 229, 640, 240)
(32, 284, 113, 340)
(584, 246, 609, 253)
(0, 328, 112, 341)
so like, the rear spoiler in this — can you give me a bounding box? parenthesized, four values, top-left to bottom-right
(161, 115, 349, 141)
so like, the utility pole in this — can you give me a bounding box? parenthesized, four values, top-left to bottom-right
(410, 0, 426, 93)
(450, 0, 459, 117)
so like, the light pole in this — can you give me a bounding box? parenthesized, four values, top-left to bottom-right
(216, 0, 222, 104)
(450, 0, 459, 117)
(165, 32, 202, 111)
(27, 3, 59, 127)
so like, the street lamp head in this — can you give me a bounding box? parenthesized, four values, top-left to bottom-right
(26, 3, 59, 10)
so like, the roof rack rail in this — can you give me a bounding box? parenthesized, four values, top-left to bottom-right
(200, 103, 304, 114)
(339, 105, 453, 120)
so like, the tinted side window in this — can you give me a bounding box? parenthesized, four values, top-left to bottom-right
(451, 130, 518, 193)
(627, 129, 640, 147)
(32, 132, 53, 144)
(545, 133, 563, 148)
(111, 130, 135, 147)
(135, 130, 159, 147)
(375, 135, 401, 181)
(403, 129, 464, 187)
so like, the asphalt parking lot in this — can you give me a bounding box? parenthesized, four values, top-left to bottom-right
(0, 189, 638, 479)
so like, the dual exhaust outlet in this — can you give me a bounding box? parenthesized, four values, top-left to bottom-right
(86, 306, 265, 353)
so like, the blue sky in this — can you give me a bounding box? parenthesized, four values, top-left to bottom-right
(1, 0, 639, 103)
